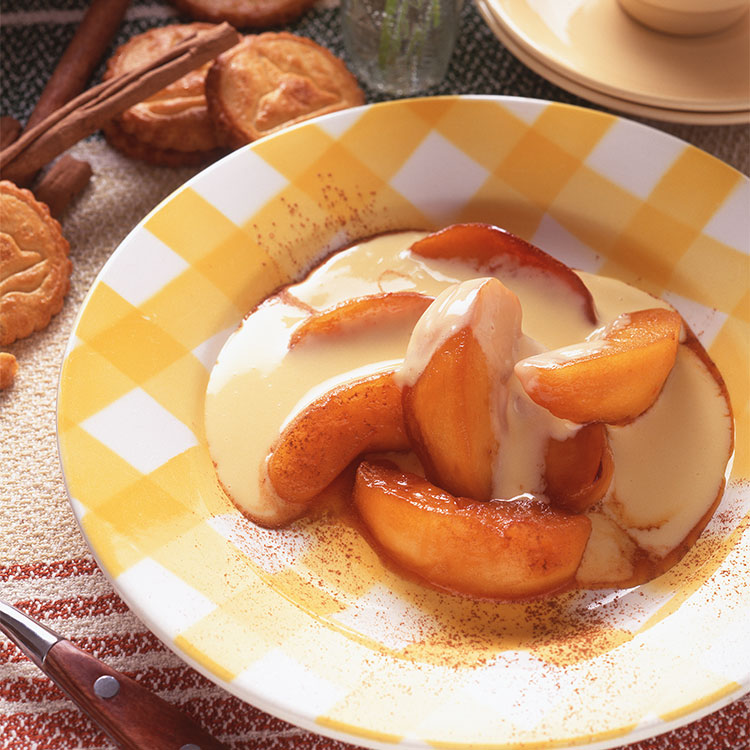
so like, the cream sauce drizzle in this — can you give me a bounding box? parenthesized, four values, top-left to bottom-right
(205, 231, 732, 587)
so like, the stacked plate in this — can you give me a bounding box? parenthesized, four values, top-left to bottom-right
(475, 0, 750, 124)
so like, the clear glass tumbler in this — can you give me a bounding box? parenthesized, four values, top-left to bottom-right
(341, 0, 461, 96)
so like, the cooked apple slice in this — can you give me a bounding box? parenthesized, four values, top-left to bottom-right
(401, 277, 522, 501)
(354, 461, 592, 599)
(515, 308, 682, 424)
(410, 223, 597, 324)
(403, 328, 495, 500)
(290, 291, 434, 348)
(267, 371, 409, 504)
(544, 423, 613, 513)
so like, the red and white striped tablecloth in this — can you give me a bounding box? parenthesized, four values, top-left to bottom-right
(2, 555, 748, 750)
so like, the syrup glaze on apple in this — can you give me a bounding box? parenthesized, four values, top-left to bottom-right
(205, 228, 733, 598)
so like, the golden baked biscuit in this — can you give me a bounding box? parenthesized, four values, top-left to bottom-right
(0, 352, 18, 390)
(169, 0, 315, 29)
(206, 32, 365, 146)
(0, 181, 71, 346)
(104, 23, 229, 154)
(102, 118, 225, 168)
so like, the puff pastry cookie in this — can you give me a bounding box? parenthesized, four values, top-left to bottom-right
(206, 32, 364, 146)
(169, 0, 315, 29)
(102, 117, 226, 168)
(103, 23, 229, 164)
(0, 181, 71, 346)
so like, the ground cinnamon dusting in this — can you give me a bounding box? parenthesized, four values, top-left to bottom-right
(221, 475, 748, 672)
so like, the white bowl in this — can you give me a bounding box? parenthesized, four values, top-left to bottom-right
(618, 0, 749, 35)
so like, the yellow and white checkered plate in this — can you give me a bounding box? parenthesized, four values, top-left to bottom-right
(57, 97, 750, 749)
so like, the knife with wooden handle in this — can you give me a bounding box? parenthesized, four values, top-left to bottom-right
(0, 598, 228, 750)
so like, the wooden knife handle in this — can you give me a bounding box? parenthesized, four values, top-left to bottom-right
(44, 639, 228, 750)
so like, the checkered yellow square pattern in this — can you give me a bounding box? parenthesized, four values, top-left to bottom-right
(57, 98, 750, 750)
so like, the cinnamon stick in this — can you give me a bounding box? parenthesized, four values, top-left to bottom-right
(0, 117, 21, 150)
(34, 155, 93, 217)
(25, 0, 132, 133)
(10, 0, 131, 187)
(0, 23, 240, 183)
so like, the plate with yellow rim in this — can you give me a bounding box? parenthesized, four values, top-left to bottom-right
(57, 96, 750, 750)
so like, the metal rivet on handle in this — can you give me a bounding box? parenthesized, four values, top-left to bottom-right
(179, 745, 202, 750)
(93, 674, 120, 699)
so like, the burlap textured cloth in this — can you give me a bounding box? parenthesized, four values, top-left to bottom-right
(1, 0, 748, 748)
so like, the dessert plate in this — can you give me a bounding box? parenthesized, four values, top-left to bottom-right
(57, 96, 750, 750)
(478, 0, 750, 120)
(476, 0, 750, 125)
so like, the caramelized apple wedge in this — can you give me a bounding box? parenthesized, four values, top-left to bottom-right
(267, 371, 409, 504)
(290, 291, 434, 348)
(401, 278, 522, 501)
(354, 461, 592, 599)
(545, 423, 614, 513)
(410, 223, 597, 324)
(515, 308, 682, 424)
(403, 328, 496, 500)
